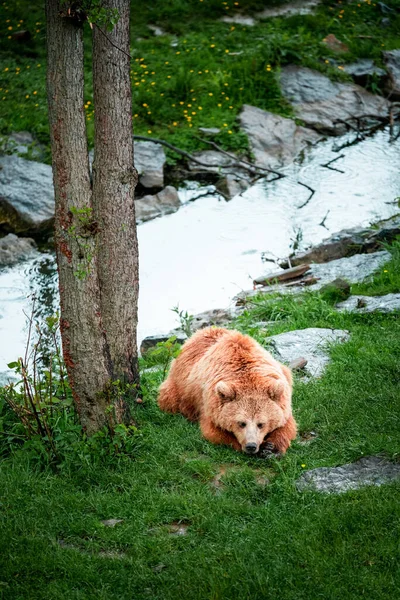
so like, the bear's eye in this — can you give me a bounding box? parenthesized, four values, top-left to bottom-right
(238, 421, 246, 429)
(257, 423, 264, 429)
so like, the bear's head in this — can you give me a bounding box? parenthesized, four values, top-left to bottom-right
(211, 368, 292, 454)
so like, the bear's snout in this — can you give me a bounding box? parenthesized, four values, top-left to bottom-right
(244, 442, 258, 454)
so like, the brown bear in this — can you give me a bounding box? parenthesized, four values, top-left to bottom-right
(158, 327, 297, 455)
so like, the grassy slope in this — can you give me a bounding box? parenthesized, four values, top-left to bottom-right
(1, 241, 399, 600)
(1, 0, 400, 158)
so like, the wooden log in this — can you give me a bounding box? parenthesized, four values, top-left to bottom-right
(253, 264, 310, 286)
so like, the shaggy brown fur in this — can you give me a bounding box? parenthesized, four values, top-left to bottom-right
(158, 327, 297, 455)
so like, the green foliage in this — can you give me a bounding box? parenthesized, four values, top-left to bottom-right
(172, 305, 194, 337)
(0, 311, 139, 467)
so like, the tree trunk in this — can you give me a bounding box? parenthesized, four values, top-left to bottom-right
(92, 0, 140, 391)
(45, 0, 138, 433)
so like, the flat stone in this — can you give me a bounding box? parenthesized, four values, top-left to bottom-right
(135, 186, 181, 223)
(383, 49, 400, 100)
(322, 34, 349, 53)
(140, 331, 187, 355)
(267, 328, 350, 378)
(308, 251, 390, 289)
(343, 59, 387, 86)
(0, 234, 38, 267)
(337, 293, 400, 313)
(280, 215, 400, 267)
(257, 0, 321, 19)
(280, 66, 391, 135)
(134, 141, 166, 190)
(0, 155, 54, 236)
(296, 456, 400, 493)
(238, 105, 321, 169)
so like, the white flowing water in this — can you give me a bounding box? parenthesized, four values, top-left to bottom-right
(0, 127, 399, 381)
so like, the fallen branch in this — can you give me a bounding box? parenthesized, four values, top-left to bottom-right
(319, 210, 330, 229)
(321, 154, 345, 173)
(297, 182, 315, 209)
(253, 264, 311, 287)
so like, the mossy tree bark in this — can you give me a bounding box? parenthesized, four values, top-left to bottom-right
(45, 0, 138, 434)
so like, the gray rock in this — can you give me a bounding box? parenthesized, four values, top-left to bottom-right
(383, 49, 400, 100)
(134, 141, 166, 190)
(308, 251, 390, 290)
(280, 66, 391, 135)
(0, 234, 37, 267)
(1, 131, 45, 160)
(220, 15, 256, 26)
(0, 155, 54, 235)
(257, 0, 321, 19)
(188, 150, 236, 174)
(140, 331, 188, 355)
(135, 186, 181, 223)
(190, 308, 235, 332)
(337, 293, 400, 313)
(238, 105, 321, 169)
(343, 59, 387, 86)
(280, 214, 400, 267)
(296, 456, 400, 494)
(219, 174, 251, 199)
(267, 327, 350, 378)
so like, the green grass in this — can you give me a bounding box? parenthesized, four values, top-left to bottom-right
(1, 0, 400, 160)
(1, 239, 400, 600)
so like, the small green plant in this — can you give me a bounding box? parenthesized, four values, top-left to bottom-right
(141, 336, 182, 379)
(172, 305, 194, 337)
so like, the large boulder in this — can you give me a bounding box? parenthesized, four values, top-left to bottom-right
(0, 234, 38, 267)
(134, 140, 166, 190)
(135, 186, 181, 223)
(0, 155, 54, 236)
(238, 105, 321, 169)
(267, 327, 350, 378)
(280, 66, 391, 135)
(280, 214, 400, 268)
(296, 456, 400, 494)
(383, 49, 400, 100)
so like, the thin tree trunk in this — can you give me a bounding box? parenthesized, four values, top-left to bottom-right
(92, 0, 140, 396)
(46, 0, 113, 434)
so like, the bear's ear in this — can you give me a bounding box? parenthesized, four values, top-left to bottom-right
(270, 379, 285, 401)
(215, 381, 236, 401)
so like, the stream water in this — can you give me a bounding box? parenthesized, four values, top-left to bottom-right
(0, 127, 399, 381)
